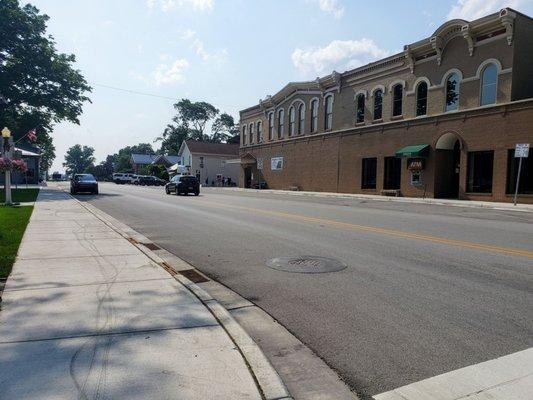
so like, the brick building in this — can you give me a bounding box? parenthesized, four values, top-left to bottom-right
(238, 8, 533, 203)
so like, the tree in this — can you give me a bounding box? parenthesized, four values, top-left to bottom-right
(113, 143, 155, 172)
(158, 99, 238, 153)
(0, 0, 91, 172)
(63, 144, 95, 175)
(86, 154, 114, 180)
(211, 113, 238, 143)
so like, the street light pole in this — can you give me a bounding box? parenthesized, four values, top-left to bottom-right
(2, 127, 13, 205)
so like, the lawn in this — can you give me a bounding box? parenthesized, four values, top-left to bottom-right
(0, 206, 33, 279)
(0, 188, 40, 203)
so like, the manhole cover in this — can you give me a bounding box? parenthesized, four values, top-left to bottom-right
(266, 256, 347, 274)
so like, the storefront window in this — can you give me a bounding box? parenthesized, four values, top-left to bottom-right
(467, 151, 494, 193)
(506, 149, 533, 194)
(361, 158, 377, 189)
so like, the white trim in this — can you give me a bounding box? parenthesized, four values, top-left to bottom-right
(309, 96, 320, 109)
(288, 98, 306, 112)
(388, 79, 406, 92)
(322, 92, 334, 105)
(371, 85, 386, 97)
(406, 77, 431, 95)
(440, 68, 463, 86)
(354, 89, 368, 100)
(475, 58, 502, 79)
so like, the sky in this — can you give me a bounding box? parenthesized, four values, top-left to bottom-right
(27, 0, 533, 173)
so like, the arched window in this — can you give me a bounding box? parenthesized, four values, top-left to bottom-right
(249, 123, 254, 144)
(480, 63, 497, 106)
(445, 73, 460, 112)
(324, 95, 333, 130)
(289, 106, 296, 137)
(277, 109, 284, 139)
(392, 84, 403, 117)
(356, 94, 365, 123)
(310, 99, 318, 133)
(256, 121, 262, 142)
(268, 112, 274, 140)
(242, 125, 247, 145)
(298, 103, 305, 134)
(416, 82, 428, 117)
(373, 89, 383, 120)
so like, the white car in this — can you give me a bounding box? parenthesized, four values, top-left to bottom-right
(113, 173, 133, 184)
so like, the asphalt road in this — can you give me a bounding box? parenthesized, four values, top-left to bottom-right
(75, 182, 533, 398)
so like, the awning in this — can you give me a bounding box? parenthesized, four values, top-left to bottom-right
(395, 144, 430, 157)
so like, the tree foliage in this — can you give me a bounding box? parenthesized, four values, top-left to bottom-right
(63, 144, 95, 175)
(0, 0, 91, 171)
(113, 143, 154, 172)
(157, 99, 238, 154)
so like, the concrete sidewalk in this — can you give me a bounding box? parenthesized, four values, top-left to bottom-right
(0, 189, 284, 399)
(219, 188, 533, 212)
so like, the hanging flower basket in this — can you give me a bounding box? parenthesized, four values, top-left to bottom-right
(12, 159, 28, 173)
(0, 157, 12, 173)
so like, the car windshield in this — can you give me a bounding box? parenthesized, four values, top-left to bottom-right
(76, 174, 95, 181)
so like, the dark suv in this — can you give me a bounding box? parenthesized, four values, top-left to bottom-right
(70, 174, 98, 194)
(165, 175, 200, 196)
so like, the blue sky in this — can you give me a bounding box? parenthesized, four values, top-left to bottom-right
(29, 0, 533, 172)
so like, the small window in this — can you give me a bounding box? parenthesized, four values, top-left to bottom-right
(445, 73, 461, 112)
(410, 171, 422, 185)
(298, 103, 305, 134)
(277, 109, 284, 139)
(289, 106, 296, 137)
(506, 149, 533, 194)
(373, 90, 383, 120)
(416, 82, 428, 117)
(467, 151, 494, 193)
(268, 113, 274, 140)
(480, 63, 497, 106)
(249, 123, 254, 144)
(242, 125, 247, 145)
(324, 95, 333, 130)
(361, 158, 377, 189)
(392, 84, 403, 117)
(311, 99, 318, 133)
(257, 121, 262, 142)
(356, 94, 365, 123)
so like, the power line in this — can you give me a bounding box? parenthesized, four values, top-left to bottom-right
(91, 82, 180, 101)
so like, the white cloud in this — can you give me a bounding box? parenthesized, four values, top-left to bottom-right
(147, 0, 213, 12)
(309, 0, 345, 19)
(447, 0, 525, 20)
(152, 58, 189, 85)
(291, 39, 390, 75)
(180, 29, 228, 64)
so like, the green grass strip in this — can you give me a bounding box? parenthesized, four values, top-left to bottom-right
(0, 188, 40, 203)
(0, 206, 33, 279)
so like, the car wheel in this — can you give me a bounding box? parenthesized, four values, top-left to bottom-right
(165, 187, 170, 194)
(70, 189, 76, 195)
(94, 189, 99, 195)
(194, 191, 199, 196)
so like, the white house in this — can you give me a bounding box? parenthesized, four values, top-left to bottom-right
(178, 140, 240, 186)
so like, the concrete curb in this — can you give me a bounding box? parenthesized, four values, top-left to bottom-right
(216, 187, 533, 213)
(68, 194, 292, 400)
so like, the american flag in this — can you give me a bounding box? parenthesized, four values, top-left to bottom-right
(27, 129, 37, 142)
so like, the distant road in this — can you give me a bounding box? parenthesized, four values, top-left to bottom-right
(77, 183, 533, 398)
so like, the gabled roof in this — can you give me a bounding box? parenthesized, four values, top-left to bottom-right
(131, 154, 158, 164)
(181, 140, 239, 156)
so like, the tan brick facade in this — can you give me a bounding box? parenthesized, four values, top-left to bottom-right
(239, 9, 533, 203)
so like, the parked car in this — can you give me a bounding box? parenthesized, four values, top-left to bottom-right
(113, 173, 132, 184)
(139, 176, 166, 186)
(71, 174, 98, 194)
(131, 175, 142, 185)
(165, 175, 200, 196)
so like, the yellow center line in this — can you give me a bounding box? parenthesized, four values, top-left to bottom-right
(196, 199, 533, 259)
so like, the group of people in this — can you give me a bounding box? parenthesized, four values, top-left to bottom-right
(199, 174, 234, 187)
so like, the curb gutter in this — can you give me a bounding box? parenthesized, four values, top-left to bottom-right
(72, 196, 293, 400)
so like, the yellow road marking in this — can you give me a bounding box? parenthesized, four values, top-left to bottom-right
(197, 200, 533, 259)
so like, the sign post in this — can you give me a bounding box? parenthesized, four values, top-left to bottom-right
(513, 143, 529, 206)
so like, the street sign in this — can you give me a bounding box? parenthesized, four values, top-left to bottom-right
(515, 143, 529, 158)
(513, 143, 529, 206)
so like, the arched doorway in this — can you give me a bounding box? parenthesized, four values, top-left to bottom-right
(434, 132, 462, 198)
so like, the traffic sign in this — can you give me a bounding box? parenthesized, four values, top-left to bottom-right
(515, 143, 529, 158)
